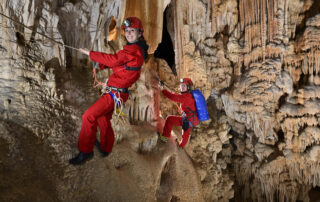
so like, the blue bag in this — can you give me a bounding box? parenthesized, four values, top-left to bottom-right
(191, 89, 209, 122)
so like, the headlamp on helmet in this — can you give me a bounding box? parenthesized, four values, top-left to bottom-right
(180, 78, 193, 91)
(122, 19, 131, 28)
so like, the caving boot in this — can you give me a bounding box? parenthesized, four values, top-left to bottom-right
(158, 132, 168, 143)
(69, 151, 94, 165)
(94, 140, 110, 157)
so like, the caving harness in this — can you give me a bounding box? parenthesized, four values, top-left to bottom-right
(181, 106, 196, 131)
(92, 62, 141, 117)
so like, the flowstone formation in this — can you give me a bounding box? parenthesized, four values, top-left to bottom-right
(1, 0, 320, 201)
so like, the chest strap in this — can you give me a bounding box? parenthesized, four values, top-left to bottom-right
(184, 106, 196, 127)
(124, 64, 141, 71)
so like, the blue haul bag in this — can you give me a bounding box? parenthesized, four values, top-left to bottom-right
(191, 89, 209, 122)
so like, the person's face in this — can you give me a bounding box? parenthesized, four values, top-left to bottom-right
(180, 83, 187, 92)
(124, 27, 141, 43)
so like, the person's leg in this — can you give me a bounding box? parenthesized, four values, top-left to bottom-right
(163, 116, 182, 138)
(95, 92, 129, 155)
(77, 93, 114, 153)
(97, 111, 114, 153)
(179, 127, 191, 148)
(70, 94, 114, 165)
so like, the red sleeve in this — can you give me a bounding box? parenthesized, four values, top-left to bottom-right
(89, 50, 127, 68)
(162, 89, 188, 103)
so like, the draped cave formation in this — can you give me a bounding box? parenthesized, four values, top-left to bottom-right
(1, 0, 320, 201)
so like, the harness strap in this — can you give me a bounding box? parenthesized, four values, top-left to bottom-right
(184, 106, 196, 127)
(109, 91, 116, 100)
(124, 64, 141, 71)
(106, 86, 129, 94)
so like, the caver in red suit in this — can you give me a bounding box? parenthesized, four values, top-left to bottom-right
(70, 17, 149, 165)
(161, 88, 199, 148)
(78, 40, 148, 154)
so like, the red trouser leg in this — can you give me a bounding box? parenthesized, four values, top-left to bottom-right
(163, 116, 182, 138)
(179, 127, 191, 148)
(97, 112, 114, 153)
(78, 93, 114, 153)
(163, 115, 192, 148)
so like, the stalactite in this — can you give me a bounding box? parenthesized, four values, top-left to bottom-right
(315, 49, 320, 75)
(268, 0, 273, 43)
(261, 0, 266, 61)
(284, 0, 288, 39)
(239, 0, 244, 31)
(239, 0, 293, 66)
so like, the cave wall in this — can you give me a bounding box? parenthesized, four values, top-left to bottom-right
(1, 0, 320, 201)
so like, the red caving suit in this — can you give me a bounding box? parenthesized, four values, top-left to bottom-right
(78, 41, 147, 153)
(162, 89, 199, 148)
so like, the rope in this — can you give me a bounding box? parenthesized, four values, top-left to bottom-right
(102, 88, 125, 118)
(92, 63, 108, 88)
(113, 91, 124, 117)
(0, 11, 81, 51)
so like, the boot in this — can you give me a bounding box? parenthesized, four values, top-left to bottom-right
(94, 140, 110, 157)
(69, 151, 93, 165)
(158, 132, 168, 143)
